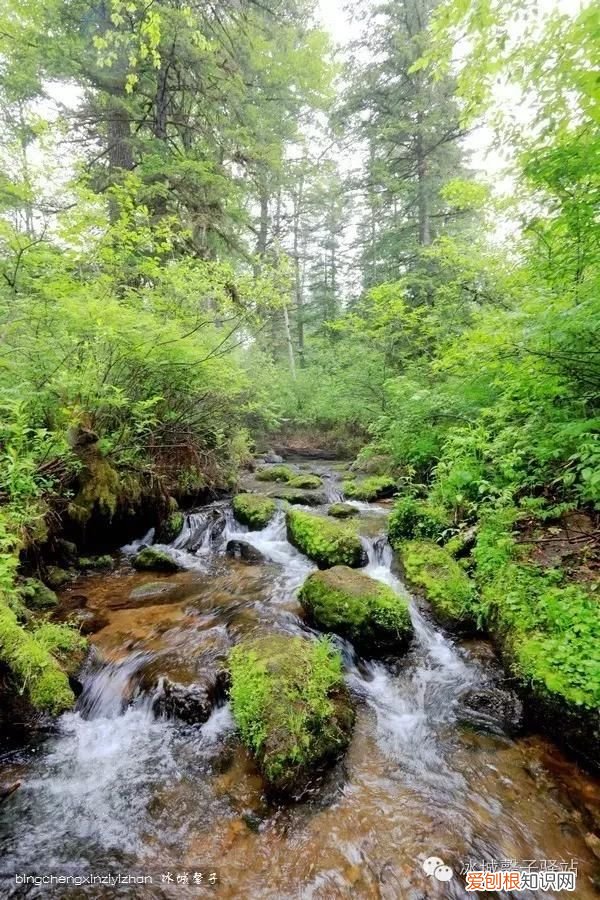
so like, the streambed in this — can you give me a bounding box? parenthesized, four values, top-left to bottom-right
(1, 461, 599, 898)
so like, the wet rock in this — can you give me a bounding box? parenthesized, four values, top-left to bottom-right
(45, 566, 73, 589)
(328, 502, 358, 519)
(67, 608, 110, 636)
(241, 810, 263, 833)
(299, 566, 413, 655)
(78, 555, 114, 571)
(55, 539, 79, 568)
(228, 634, 355, 795)
(0, 781, 21, 805)
(268, 488, 327, 507)
(460, 685, 524, 736)
(152, 673, 226, 725)
(132, 547, 181, 572)
(20, 578, 58, 610)
(226, 540, 265, 564)
(262, 451, 284, 464)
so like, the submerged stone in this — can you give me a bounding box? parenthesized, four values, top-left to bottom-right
(299, 566, 413, 655)
(228, 635, 354, 795)
(129, 581, 177, 600)
(132, 547, 181, 573)
(286, 508, 367, 569)
(232, 493, 276, 530)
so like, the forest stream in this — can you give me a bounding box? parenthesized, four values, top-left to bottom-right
(1, 460, 599, 899)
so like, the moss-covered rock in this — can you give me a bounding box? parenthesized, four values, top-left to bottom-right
(255, 465, 296, 483)
(342, 476, 397, 502)
(132, 547, 181, 572)
(78, 555, 114, 571)
(299, 566, 413, 654)
(45, 566, 73, 590)
(228, 635, 354, 794)
(0, 605, 85, 714)
(288, 473, 323, 489)
(286, 509, 367, 569)
(157, 511, 185, 543)
(328, 503, 358, 519)
(68, 446, 121, 525)
(400, 540, 477, 632)
(388, 497, 451, 545)
(232, 493, 277, 530)
(268, 488, 326, 507)
(20, 578, 58, 610)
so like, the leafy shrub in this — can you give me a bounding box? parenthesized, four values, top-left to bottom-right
(388, 497, 451, 546)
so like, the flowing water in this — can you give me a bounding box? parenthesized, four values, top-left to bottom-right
(1, 461, 599, 899)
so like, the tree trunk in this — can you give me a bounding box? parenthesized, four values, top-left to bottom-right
(416, 128, 430, 246)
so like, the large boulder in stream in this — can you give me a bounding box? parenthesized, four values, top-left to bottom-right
(288, 473, 323, 489)
(132, 547, 181, 573)
(228, 635, 355, 795)
(299, 567, 413, 655)
(328, 503, 358, 519)
(255, 464, 296, 483)
(268, 488, 326, 507)
(399, 540, 477, 633)
(232, 493, 276, 530)
(286, 509, 367, 569)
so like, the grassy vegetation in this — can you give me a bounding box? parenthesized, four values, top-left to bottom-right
(388, 497, 452, 544)
(286, 508, 365, 568)
(228, 635, 354, 792)
(232, 493, 277, 530)
(299, 566, 412, 654)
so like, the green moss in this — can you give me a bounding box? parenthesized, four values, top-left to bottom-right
(267, 488, 326, 506)
(45, 566, 72, 589)
(299, 566, 413, 654)
(286, 508, 365, 568)
(475, 513, 600, 708)
(342, 476, 397, 502)
(157, 511, 185, 543)
(68, 451, 120, 525)
(78, 554, 114, 571)
(328, 503, 358, 519)
(132, 547, 180, 572)
(255, 465, 295, 483)
(20, 578, 58, 610)
(0, 603, 81, 714)
(228, 635, 354, 793)
(388, 497, 451, 546)
(288, 474, 323, 489)
(232, 493, 277, 529)
(400, 540, 477, 630)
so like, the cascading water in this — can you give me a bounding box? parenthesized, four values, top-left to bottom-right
(1, 462, 598, 899)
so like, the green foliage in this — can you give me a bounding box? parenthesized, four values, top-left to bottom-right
(232, 494, 277, 530)
(475, 513, 600, 708)
(342, 476, 397, 502)
(285, 509, 365, 569)
(388, 497, 451, 545)
(400, 540, 478, 629)
(20, 578, 58, 610)
(228, 635, 354, 792)
(299, 566, 413, 654)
